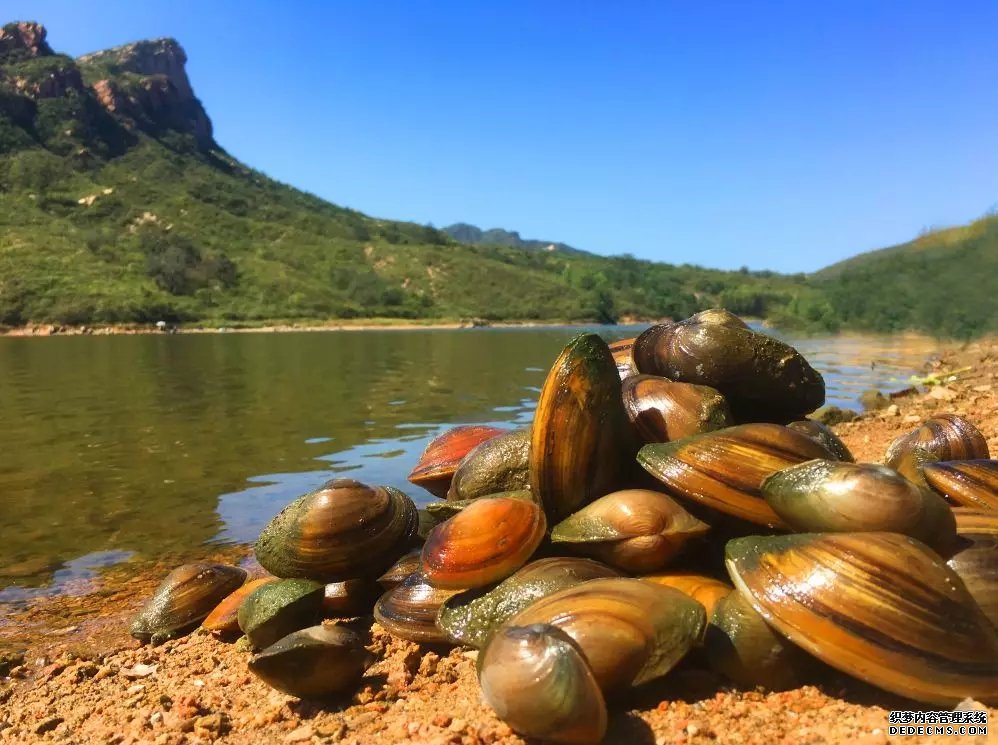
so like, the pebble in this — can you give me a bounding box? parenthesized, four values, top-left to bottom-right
(902, 414, 921, 423)
(884, 404, 900, 417)
(929, 386, 957, 401)
(34, 717, 64, 735)
(122, 663, 158, 679)
(284, 724, 314, 742)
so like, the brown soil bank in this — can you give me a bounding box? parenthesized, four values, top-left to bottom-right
(1, 341, 996, 745)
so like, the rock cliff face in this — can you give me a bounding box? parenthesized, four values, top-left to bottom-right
(0, 21, 53, 60)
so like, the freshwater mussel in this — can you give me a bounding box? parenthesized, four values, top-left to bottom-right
(621, 374, 733, 443)
(923, 459, 998, 511)
(446, 429, 532, 501)
(373, 571, 461, 644)
(408, 425, 507, 497)
(885, 413, 990, 485)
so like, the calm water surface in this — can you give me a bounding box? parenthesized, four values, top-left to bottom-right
(0, 326, 939, 600)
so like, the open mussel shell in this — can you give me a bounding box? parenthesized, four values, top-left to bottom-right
(422, 497, 546, 590)
(631, 320, 825, 423)
(704, 589, 812, 691)
(255, 478, 417, 582)
(248, 624, 374, 700)
(237, 578, 325, 650)
(638, 423, 833, 528)
(446, 429, 531, 501)
(885, 413, 990, 476)
(425, 490, 534, 522)
(131, 562, 247, 645)
(377, 549, 423, 590)
(726, 532, 998, 704)
(637, 573, 732, 626)
(786, 420, 854, 462)
(530, 333, 636, 523)
(924, 459, 998, 511)
(323, 579, 381, 617)
(508, 577, 705, 692)
(408, 425, 507, 498)
(374, 571, 460, 644)
(621, 375, 733, 443)
(761, 460, 957, 554)
(479, 623, 607, 745)
(550, 489, 709, 573)
(203, 576, 276, 636)
(947, 510, 998, 630)
(609, 337, 638, 381)
(436, 557, 622, 649)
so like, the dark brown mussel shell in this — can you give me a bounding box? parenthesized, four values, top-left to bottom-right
(237, 578, 325, 650)
(947, 510, 998, 630)
(408, 425, 507, 497)
(131, 562, 247, 645)
(608, 336, 638, 381)
(637, 573, 732, 627)
(704, 589, 812, 691)
(422, 497, 546, 590)
(203, 577, 276, 636)
(637, 423, 834, 528)
(377, 549, 423, 590)
(248, 624, 374, 699)
(786, 420, 854, 462)
(322, 579, 381, 617)
(436, 557, 622, 649)
(479, 623, 607, 745)
(631, 320, 825, 423)
(530, 333, 636, 523)
(924, 459, 998, 511)
(621, 374, 733, 443)
(885, 414, 990, 478)
(255, 478, 417, 582)
(446, 430, 531, 501)
(550, 489, 709, 573)
(726, 532, 998, 704)
(508, 577, 705, 692)
(761, 460, 957, 554)
(374, 571, 461, 644)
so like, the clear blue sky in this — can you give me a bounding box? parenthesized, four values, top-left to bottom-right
(8, 1, 998, 272)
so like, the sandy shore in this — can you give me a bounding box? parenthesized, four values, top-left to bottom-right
(0, 340, 995, 744)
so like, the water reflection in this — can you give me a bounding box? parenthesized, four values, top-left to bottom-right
(0, 326, 938, 598)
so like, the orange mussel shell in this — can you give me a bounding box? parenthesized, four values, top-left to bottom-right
(408, 425, 507, 498)
(421, 497, 546, 590)
(203, 577, 276, 635)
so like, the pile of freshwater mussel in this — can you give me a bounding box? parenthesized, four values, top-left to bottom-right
(131, 309, 998, 743)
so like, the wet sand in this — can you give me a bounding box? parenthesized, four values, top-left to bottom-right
(0, 339, 996, 744)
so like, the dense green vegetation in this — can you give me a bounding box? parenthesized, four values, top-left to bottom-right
(1, 22, 995, 338)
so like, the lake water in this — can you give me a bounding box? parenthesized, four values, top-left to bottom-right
(0, 326, 939, 601)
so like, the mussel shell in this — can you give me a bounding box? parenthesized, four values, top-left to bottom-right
(436, 557, 623, 649)
(637, 423, 834, 528)
(248, 624, 374, 699)
(924, 460, 998, 511)
(422, 497, 546, 590)
(508, 577, 705, 692)
(322, 579, 381, 617)
(373, 571, 461, 644)
(479, 623, 607, 745)
(726, 532, 998, 704)
(255, 478, 417, 582)
(885, 414, 990, 475)
(947, 510, 998, 630)
(377, 549, 423, 590)
(447, 430, 532, 501)
(203, 577, 276, 636)
(761, 460, 957, 554)
(530, 333, 636, 523)
(621, 375, 733, 443)
(631, 321, 825, 423)
(550, 489, 709, 573)
(408, 425, 507, 498)
(685, 308, 749, 328)
(131, 562, 247, 645)
(608, 336, 638, 381)
(704, 589, 811, 691)
(637, 573, 732, 624)
(424, 490, 534, 522)
(237, 578, 325, 650)
(786, 420, 855, 462)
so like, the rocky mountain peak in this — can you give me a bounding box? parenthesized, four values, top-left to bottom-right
(0, 21, 53, 61)
(78, 38, 193, 99)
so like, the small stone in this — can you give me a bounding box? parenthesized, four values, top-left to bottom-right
(121, 663, 158, 679)
(448, 718, 467, 733)
(150, 712, 163, 725)
(432, 715, 452, 728)
(884, 404, 900, 417)
(859, 389, 889, 411)
(903, 414, 921, 423)
(284, 725, 314, 742)
(35, 717, 64, 735)
(126, 684, 145, 695)
(193, 712, 229, 737)
(929, 386, 957, 401)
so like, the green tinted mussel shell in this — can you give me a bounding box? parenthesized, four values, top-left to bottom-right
(131, 562, 247, 645)
(436, 557, 622, 649)
(479, 623, 607, 745)
(726, 532, 998, 704)
(424, 490, 534, 522)
(786, 420, 855, 462)
(237, 578, 324, 650)
(446, 430, 531, 501)
(248, 624, 374, 699)
(761, 460, 957, 554)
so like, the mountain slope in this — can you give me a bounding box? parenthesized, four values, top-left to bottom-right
(442, 223, 590, 256)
